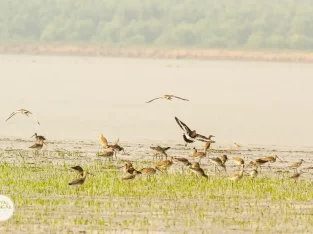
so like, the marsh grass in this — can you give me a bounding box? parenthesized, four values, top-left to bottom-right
(1, 158, 313, 233)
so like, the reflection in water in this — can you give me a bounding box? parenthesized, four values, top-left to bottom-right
(1, 54, 313, 146)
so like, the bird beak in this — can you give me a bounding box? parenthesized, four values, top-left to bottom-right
(31, 134, 35, 138)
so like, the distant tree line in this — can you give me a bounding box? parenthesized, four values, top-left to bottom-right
(1, 0, 313, 50)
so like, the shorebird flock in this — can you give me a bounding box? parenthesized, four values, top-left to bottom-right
(4, 98, 311, 192)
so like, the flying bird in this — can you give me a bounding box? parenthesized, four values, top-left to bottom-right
(5, 109, 40, 125)
(174, 117, 215, 144)
(146, 94, 189, 103)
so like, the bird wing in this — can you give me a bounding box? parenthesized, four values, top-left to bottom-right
(29, 113, 40, 125)
(99, 135, 108, 146)
(5, 112, 18, 122)
(171, 95, 189, 101)
(183, 134, 194, 143)
(146, 97, 163, 103)
(174, 117, 192, 134)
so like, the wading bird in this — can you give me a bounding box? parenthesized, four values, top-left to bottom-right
(71, 166, 84, 176)
(105, 138, 125, 154)
(155, 157, 173, 173)
(247, 159, 268, 171)
(228, 169, 244, 182)
(175, 117, 215, 144)
(208, 157, 227, 173)
(139, 167, 157, 176)
(192, 147, 206, 163)
(29, 140, 45, 150)
(220, 155, 228, 165)
(5, 109, 40, 125)
(232, 157, 245, 170)
(261, 154, 281, 170)
(69, 166, 94, 195)
(174, 157, 192, 167)
(146, 94, 189, 103)
(288, 159, 304, 173)
(31, 133, 46, 142)
(122, 170, 139, 181)
(150, 146, 170, 160)
(123, 161, 141, 175)
(290, 170, 305, 183)
(98, 148, 117, 161)
(189, 162, 208, 179)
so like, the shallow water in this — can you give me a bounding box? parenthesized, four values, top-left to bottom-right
(1, 54, 313, 147)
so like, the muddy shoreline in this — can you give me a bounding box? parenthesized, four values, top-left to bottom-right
(1, 45, 313, 63)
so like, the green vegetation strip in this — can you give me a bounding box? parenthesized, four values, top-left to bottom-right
(1, 161, 313, 233)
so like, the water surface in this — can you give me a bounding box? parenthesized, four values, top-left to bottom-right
(1, 54, 313, 147)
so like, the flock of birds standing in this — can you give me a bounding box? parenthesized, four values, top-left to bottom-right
(4, 96, 310, 192)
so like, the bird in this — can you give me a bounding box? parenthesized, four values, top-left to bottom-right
(146, 94, 189, 103)
(174, 157, 192, 167)
(233, 143, 241, 148)
(220, 155, 228, 165)
(139, 167, 157, 176)
(99, 134, 108, 147)
(123, 162, 141, 175)
(154, 157, 173, 173)
(175, 117, 215, 144)
(228, 169, 244, 182)
(98, 148, 117, 160)
(192, 147, 206, 163)
(68, 166, 94, 191)
(232, 157, 245, 169)
(288, 159, 304, 172)
(29, 140, 44, 150)
(100, 136, 125, 154)
(122, 170, 139, 181)
(261, 154, 281, 170)
(289, 170, 304, 183)
(250, 169, 258, 179)
(247, 159, 268, 170)
(208, 157, 227, 173)
(150, 146, 170, 160)
(71, 166, 84, 176)
(106, 138, 125, 154)
(31, 133, 46, 142)
(5, 109, 40, 125)
(189, 162, 208, 179)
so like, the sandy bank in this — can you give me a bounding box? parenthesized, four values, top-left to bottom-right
(1, 45, 313, 63)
